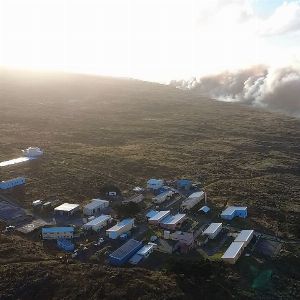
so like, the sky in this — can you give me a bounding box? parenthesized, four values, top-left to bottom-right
(0, 0, 300, 82)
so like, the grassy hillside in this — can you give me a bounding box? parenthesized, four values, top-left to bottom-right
(0, 68, 299, 299)
(0, 68, 299, 238)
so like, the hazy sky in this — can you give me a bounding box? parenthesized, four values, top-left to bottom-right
(0, 0, 299, 82)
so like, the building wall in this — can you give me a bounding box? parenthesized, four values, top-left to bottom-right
(221, 213, 234, 220)
(208, 226, 222, 239)
(235, 209, 247, 218)
(42, 231, 73, 240)
(107, 222, 133, 239)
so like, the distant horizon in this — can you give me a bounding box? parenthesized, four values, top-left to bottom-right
(1, 0, 300, 82)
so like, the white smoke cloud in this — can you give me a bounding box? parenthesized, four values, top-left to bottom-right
(170, 65, 300, 117)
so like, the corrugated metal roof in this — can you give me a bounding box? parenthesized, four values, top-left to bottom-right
(199, 206, 210, 213)
(161, 214, 186, 225)
(110, 239, 142, 260)
(42, 227, 74, 234)
(203, 223, 222, 235)
(84, 215, 111, 226)
(146, 210, 158, 219)
(234, 230, 254, 242)
(221, 206, 247, 216)
(149, 211, 170, 221)
(106, 218, 134, 232)
(222, 242, 244, 259)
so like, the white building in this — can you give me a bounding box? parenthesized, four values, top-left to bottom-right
(22, 147, 43, 158)
(202, 223, 222, 239)
(32, 200, 42, 207)
(234, 230, 254, 248)
(42, 227, 74, 240)
(147, 179, 164, 190)
(83, 215, 112, 231)
(83, 199, 109, 216)
(54, 203, 80, 216)
(0, 177, 25, 190)
(148, 211, 170, 225)
(153, 190, 174, 204)
(222, 242, 245, 264)
(137, 243, 156, 258)
(181, 191, 205, 210)
(106, 218, 135, 239)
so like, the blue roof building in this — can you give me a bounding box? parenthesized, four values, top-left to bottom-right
(176, 179, 192, 190)
(221, 206, 247, 220)
(109, 239, 143, 266)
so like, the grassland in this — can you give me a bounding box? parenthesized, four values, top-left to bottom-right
(0, 68, 299, 299)
(0, 68, 299, 238)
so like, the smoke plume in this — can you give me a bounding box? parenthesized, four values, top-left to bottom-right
(170, 65, 300, 117)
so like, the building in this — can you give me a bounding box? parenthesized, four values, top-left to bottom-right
(137, 243, 156, 258)
(160, 213, 186, 230)
(148, 211, 170, 225)
(153, 190, 174, 204)
(176, 179, 192, 190)
(22, 147, 43, 157)
(202, 223, 222, 239)
(106, 218, 135, 239)
(147, 179, 164, 190)
(221, 206, 248, 220)
(199, 206, 210, 213)
(234, 230, 254, 248)
(83, 199, 109, 216)
(83, 215, 112, 231)
(32, 200, 42, 207)
(181, 191, 205, 210)
(109, 239, 143, 266)
(122, 194, 144, 204)
(57, 238, 75, 251)
(0, 177, 25, 190)
(42, 227, 74, 239)
(54, 203, 80, 216)
(222, 242, 245, 264)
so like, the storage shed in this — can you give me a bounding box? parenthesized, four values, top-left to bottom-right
(54, 203, 80, 216)
(42, 227, 74, 240)
(202, 223, 222, 239)
(148, 211, 170, 225)
(222, 241, 245, 264)
(83, 199, 109, 216)
(83, 215, 112, 231)
(109, 239, 143, 266)
(106, 218, 135, 239)
(234, 230, 254, 248)
(221, 206, 247, 220)
(0, 177, 25, 190)
(181, 191, 205, 210)
(147, 179, 164, 190)
(160, 213, 186, 230)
